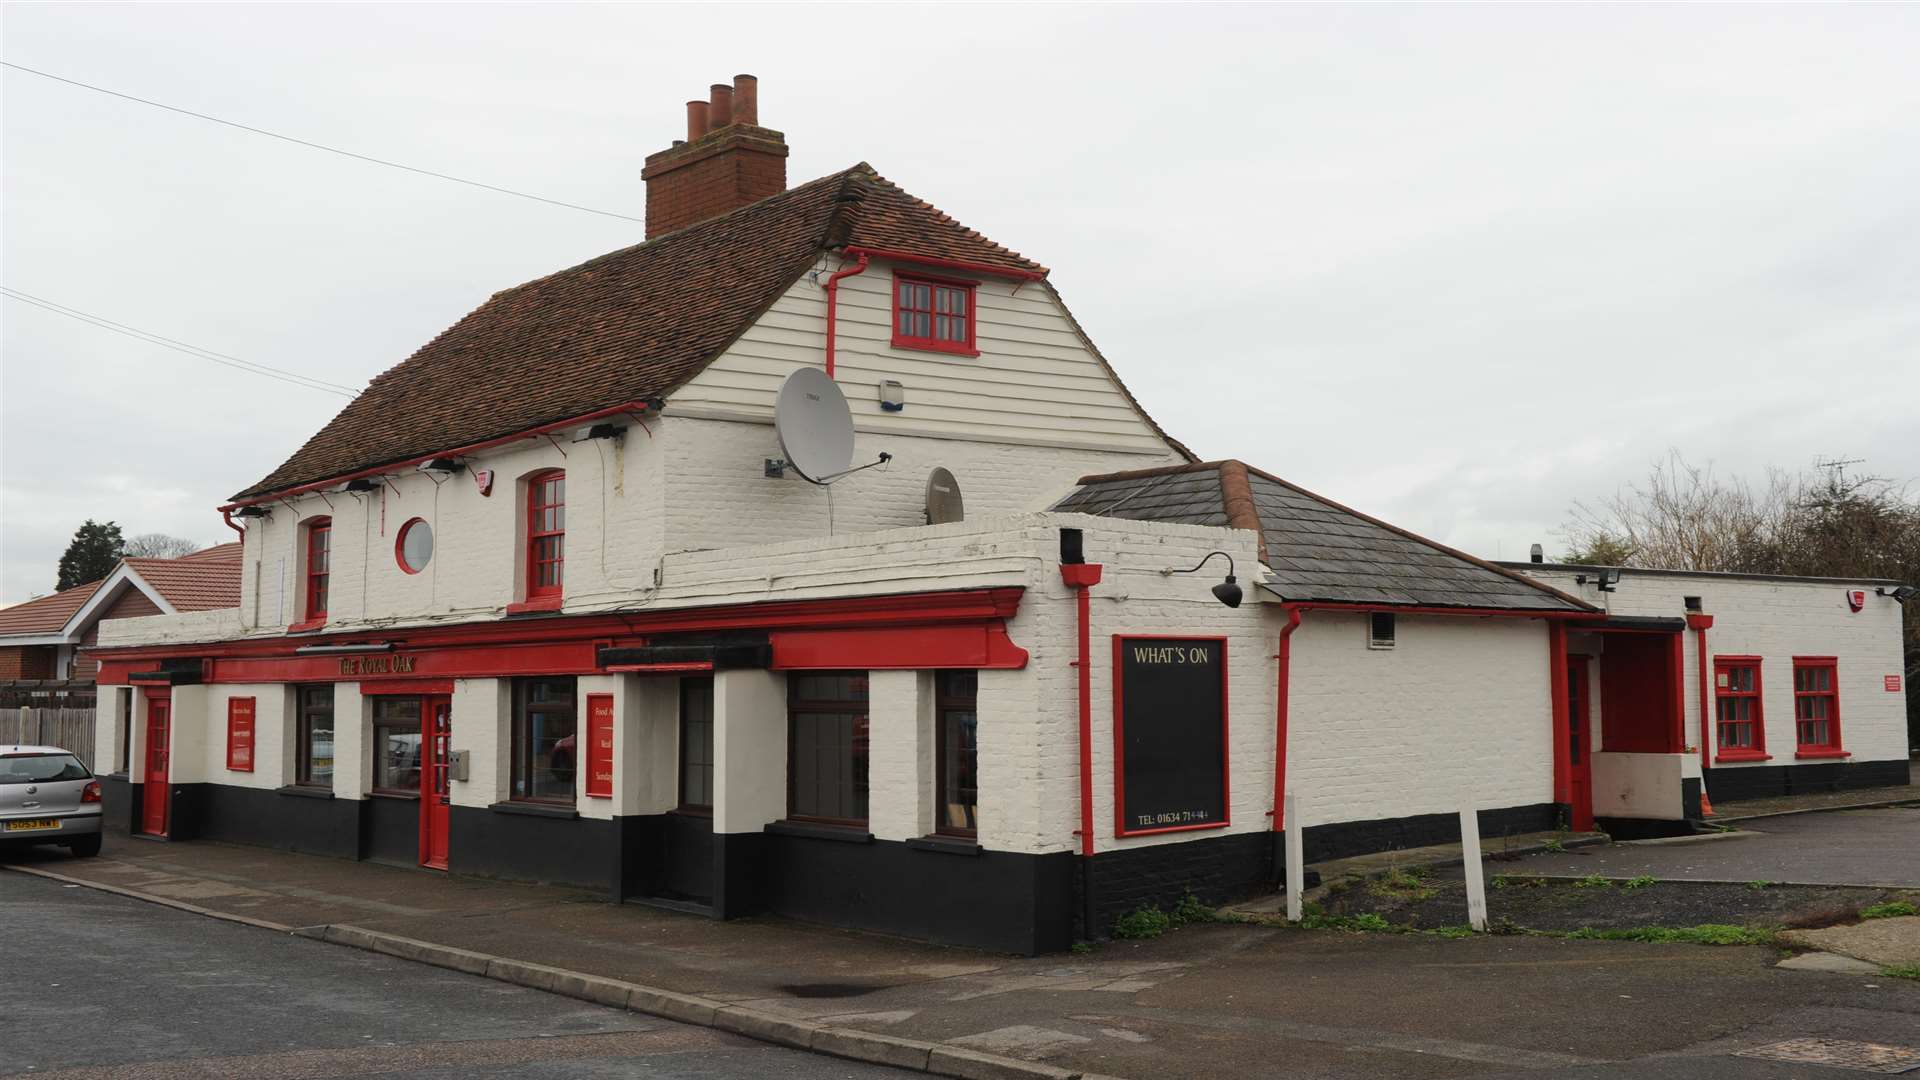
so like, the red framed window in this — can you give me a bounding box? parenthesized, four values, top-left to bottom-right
(303, 518, 331, 623)
(1792, 657, 1845, 757)
(526, 470, 565, 601)
(1713, 657, 1768, 761)
(891, 273, 977, 356)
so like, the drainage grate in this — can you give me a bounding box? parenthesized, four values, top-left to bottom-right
(1736, 1037, 1920, 1073)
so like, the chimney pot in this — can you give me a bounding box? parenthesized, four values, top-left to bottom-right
(709, 83, 734, 129)
(685, 100, 710, 141)
(732, 74, 758, 125)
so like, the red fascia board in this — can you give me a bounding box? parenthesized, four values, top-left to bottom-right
(223, 400, 655, 510)
(1285, 602, 1600, 620)
(89, 587, 1028, 665)
(842, 246, 1047, 283)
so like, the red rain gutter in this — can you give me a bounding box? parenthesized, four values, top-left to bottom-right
(222, 400, 656, 511)
(823, 253, 871, 379)
(221, 509, 245, 538)
(1061, 563, 1103, 858)
(1687, 613, 1715, 772)
(841, 246, 1047, 283)
(1272, 605, 1304, 833)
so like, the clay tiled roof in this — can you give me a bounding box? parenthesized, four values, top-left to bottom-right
(1053, 461, 1595, 613)
(0, 581, 103, 637)
(123, 542, 242, 612)
(236, 165, 1052, 501)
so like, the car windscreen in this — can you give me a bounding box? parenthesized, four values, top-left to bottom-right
(0, 753, 91, 784)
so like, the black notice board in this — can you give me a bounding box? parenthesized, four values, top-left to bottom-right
(1113, 636, 1228, 836)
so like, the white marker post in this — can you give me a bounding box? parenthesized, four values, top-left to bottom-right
(1459, 803, 1488, 931)
(1285, 790, 1304, 922)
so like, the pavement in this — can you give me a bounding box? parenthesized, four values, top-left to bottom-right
(8, 824, 1920, 1080)
(1473, 806, 1920, 888)
(0, 871, 910, 1079)
(1786, 917, 1920, 968)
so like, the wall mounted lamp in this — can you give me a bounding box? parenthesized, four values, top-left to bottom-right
(1162, 550, 1242, 608)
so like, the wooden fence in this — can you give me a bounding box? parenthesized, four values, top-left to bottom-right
(1, 708, 95, 760)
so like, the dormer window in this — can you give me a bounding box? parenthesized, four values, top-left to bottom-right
(526, 470, 565, 603)
(298, 517, 331, 628)
(891, 273, 977, 357)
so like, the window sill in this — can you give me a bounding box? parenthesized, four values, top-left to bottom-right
(286, 618, 328, 634)
(671, 806, 713, 818)
(907, 834, 981, 856)
(370, 790, 420, 801)
(1714, 751, 1773, 764)
(505, 596, 563, 616)
(1794, 749, 1851, 760)
(276, 784, 334, 800)
(767, 820, 873, 844)
(889, 336, 980, 359)
(489, 800, 578, 820)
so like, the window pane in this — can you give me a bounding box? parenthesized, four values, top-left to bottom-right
(299, 686, 335, 786)
(680, 677, 714, 809)
(937, 670, 978, 836)
(373, 698, 421, 792)
(516, 678, 576, 802)
(789, 671, 869, 822)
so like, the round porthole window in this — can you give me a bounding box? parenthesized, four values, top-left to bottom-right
(396, 518, 433, 574)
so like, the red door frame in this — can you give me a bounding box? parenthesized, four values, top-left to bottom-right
(140, 688, 171, 837)
(418, 695, 452, 870)
(1566, 654, 1595, 831)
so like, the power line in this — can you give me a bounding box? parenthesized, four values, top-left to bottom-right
(1, 287, 360, 397)
(0, 61, 646, 225)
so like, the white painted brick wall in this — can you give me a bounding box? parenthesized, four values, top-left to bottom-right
(1530, 569, 1907, 767)
(198, 683, 292, 791)
(449, 678, 506, 808)
(1288, 613, 1553, 828)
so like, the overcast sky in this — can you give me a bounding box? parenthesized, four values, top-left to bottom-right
(3, 3, 1917, 604)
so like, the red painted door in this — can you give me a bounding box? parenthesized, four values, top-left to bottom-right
(418, 696, 451, 870)
(142, 700, 171, 837)
(1566, 658, 1594, 831)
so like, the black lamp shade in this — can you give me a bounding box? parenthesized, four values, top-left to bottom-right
(1211, 575, 1243, 609)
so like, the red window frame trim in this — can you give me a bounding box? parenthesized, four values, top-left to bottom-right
(395, 517, 430, 575)
(1791, 656, 1847, 759)
(291, 517, 331, 632)
(1712, 655, 1770, 762)
(524, 469, 565, 604)
(889, 271, 980, 358)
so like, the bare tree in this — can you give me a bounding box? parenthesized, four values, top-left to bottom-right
(122, 533, 203, 559)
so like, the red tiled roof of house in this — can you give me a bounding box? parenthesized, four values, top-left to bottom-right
(235, 165, 1065, 500)
(123, 542, 242, 612)
(0, 581, 103, 636)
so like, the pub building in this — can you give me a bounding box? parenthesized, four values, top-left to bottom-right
(87, 78, 1914, 954)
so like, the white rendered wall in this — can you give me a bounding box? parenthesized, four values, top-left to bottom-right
(332, 681, 369, 800)
(864, 670, 927, 843)
(93, 687, 124, 775)
(712, 668, 787, 835)
(450, 678, 508, 808)
(165, 685, 210, 785)
(1286, 613, 1554, 830)
(1527, 569, 1908, 768)
(199, 684, 291, 790)
(622, 676, 681, 817)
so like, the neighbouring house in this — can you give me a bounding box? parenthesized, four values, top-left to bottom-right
(82, 77, 1914, 954)
(0, 544, 241, 683)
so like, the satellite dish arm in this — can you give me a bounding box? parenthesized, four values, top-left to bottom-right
(804, 451, 892, 486)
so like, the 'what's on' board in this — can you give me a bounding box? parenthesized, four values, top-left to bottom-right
(1130, 645, 1213, 665)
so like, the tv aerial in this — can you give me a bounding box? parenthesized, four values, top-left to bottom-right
(769, 368, 889, 484)
(925, 467, 964, 525)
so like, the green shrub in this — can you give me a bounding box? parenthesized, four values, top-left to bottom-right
(1861, 901, 1919, 920)
(1113, 905, 1172, 940)
(1169, 893, 1215, 927)
(1621, 875, 1657, 891)
(1561, 924, 1775, 946)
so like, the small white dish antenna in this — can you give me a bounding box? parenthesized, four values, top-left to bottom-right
(925, 467, 964, 525)
(775, 368, 856, 483)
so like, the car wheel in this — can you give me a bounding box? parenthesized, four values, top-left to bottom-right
(69, 835, 102, 858)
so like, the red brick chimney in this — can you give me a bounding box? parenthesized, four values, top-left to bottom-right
(643, 74, 788, 239)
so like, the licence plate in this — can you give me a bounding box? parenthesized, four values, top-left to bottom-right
(4, 819, 59, 832)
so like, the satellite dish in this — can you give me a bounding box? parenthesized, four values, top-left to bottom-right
(926, 467, 964, 525)
(775, 368, 855, 483)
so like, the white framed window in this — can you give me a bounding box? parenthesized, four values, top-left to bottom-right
(1368, 612, 1397, 650)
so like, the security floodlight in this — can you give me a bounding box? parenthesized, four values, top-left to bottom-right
(1163, 550, 1243, 609)
(1879, 585, 1918, 604)
(418, 457, 462, 474)
(234, 505, 270, 518)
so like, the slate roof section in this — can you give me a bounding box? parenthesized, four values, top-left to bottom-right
(0, 581, 103, 636)
(236, 164, 1104, 501)
(123, 543, 242, 612)
(1052, 461, 1594, 612)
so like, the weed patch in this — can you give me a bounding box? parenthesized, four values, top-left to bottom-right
(1880, 965, 1920, 982)
(1559, 924, 1777, 947)
(1746, 880, 1774, 891)
(1861, 901, 1919, 920)
(1572, 875, 1613, 890)
(1112, 893, 1216, 940)
(1368, 867, 1436, 903)
(1300, 911, 1396, 933)
(1621, 875, 1657, 891)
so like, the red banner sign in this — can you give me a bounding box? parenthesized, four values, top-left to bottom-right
(585, 693, 614, 799)
(1889, 675, 1904, 693)
(226, 697, 256, 772)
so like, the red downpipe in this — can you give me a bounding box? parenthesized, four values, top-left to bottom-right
(1271, 605, 1304, 831)
(823, 254, 871, 379)
(1548, 622, 1571, 807)
(1688, 613, 1714, 772)
(221, 509, 244, 538)
(1061, 563, 1103, 857)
